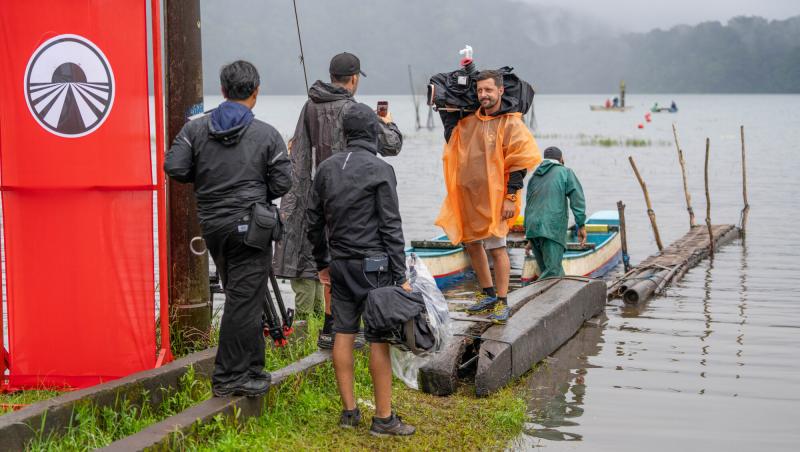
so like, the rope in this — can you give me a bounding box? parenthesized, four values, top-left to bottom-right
(291, 0, 310, 94)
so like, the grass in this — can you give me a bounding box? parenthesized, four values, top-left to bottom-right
(0, 389, 62, 415)
(176, 319, 530, 451)
(14, 314, 531, 450)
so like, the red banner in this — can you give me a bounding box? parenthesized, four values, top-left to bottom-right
(0, 1, 156, 388)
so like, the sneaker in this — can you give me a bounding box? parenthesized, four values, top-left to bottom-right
(370, 412, 416, 437)
(487, 303, 511, 324)
(340, 407, 362, 428)
(466, 296, 498, 315)
(317, 330, 335, 350)
(212, 377, 270, 398)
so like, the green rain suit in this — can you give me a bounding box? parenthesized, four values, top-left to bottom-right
(524, 160, 586, 279)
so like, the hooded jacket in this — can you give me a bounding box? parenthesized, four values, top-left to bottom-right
(524, 159, 586, 247)
(273, 81, 403, 279)
(164, 101, 292, 234)
(305, 103, 407, 284)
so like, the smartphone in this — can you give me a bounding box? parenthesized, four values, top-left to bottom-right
(377, 100, 389, 117)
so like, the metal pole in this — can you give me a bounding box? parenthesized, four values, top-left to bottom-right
(165, 0, 211, 347)
(617, 200, 631, 272)
(740, 125, 750, 235)
(672, 123, 696, 228)
(704, 138, 714, 258)
(628, 156, 664, 251)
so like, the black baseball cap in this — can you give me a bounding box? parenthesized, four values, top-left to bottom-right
(329, 52, 367, 77)
(543, 146, 563, 160)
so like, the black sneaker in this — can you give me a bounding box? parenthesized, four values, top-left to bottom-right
(317, 330, 334, 349)
(340, 407, 361, 428)
(370, 412, 416, 437)
(212, 378, 270, 398)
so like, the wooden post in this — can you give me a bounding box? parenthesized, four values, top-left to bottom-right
(672, 123, 696, 228)
(165, 0, 211, 347)
(704, 138, 714, 258)
(617, 200, 631, 271)
(628, 156, 664, 251)
(407, 65, 421, 130)
(740, 125, 750, 235)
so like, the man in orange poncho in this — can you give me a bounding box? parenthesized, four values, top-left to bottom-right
(435, 70, 541, 323)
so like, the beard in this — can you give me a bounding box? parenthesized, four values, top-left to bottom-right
(480, 96, 498, 109)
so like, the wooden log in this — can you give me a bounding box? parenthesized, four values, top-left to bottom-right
(672, 123, 696, 228)
(418, 279, 560, 396)
(617, 201, 630, 272)
(704, 138, 714, 258)
(474, 278, 606, 396)
(740, 125, 750, 235)
(628, 156, 664, 251)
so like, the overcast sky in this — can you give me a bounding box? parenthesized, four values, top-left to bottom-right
(523, 0, 799, 32)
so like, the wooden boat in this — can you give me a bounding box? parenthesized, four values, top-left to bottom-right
(521, 210, 622, 284)
(651, 106, 678, 113)
(405, 235, 470, 288)
(589, 105, 633, 112)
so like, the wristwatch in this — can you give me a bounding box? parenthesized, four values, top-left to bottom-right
(505, 193, 517, 202)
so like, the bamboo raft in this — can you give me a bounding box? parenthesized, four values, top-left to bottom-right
(607, 224, 739, 304)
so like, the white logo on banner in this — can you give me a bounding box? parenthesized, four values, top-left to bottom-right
(24, 34, 115, 138)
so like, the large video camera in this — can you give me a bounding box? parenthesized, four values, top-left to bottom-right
(426, 45, 535, 141)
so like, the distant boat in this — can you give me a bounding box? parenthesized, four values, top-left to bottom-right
(651, 106, 678, 113)
(520, 211, 622, 284)
(589, 105, 633, 112)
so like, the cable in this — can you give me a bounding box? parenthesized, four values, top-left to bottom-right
(291, 0, 310, 94)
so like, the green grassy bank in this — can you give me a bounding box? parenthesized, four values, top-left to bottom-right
(7, 314, 530, 450)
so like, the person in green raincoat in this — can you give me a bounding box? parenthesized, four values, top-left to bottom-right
(524, 147, 587, 279)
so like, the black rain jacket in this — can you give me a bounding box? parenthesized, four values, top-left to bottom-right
(274, 81, 403, 279)
(305, 103, 406, 284)
(164, 102, 292, 234)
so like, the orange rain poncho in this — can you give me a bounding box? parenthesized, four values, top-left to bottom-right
(435, 110, 541, 244)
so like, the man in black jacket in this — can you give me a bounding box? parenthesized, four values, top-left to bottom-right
(307, 103, 415, 436)
(164, 61, 291, 397)
(275, 52, 403, 350)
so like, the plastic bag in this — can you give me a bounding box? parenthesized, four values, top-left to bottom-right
(390, 254, 451, 389)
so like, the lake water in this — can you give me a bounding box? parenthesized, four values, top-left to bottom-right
(235, 93, 800, 451)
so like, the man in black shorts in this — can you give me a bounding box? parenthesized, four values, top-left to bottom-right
(306, 102, 415, 436)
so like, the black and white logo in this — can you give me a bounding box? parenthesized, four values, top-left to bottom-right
(24, 34, 115, 138)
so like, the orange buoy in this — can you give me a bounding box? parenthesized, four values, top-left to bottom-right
(638, 123, 644, 129)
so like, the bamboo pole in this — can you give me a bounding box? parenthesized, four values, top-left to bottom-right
(740, 125, 750, 234)
(628, 156, 664, 251)
(617, 200, 631, 271)
(672, 123, 696, 228)
(704, 138, 714, 258)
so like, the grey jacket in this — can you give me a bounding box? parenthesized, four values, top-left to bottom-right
(273, 81, 403, 278)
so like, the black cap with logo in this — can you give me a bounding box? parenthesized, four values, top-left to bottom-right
(329, 52, 367, 77)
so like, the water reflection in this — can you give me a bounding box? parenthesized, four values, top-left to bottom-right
(517, 319, 605, 447)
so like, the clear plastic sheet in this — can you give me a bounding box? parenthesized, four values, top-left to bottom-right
(390, 254, 451, 389)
